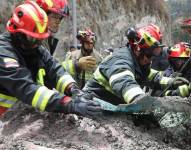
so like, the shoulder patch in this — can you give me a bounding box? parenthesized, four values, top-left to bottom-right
(3, 58, 19, 68)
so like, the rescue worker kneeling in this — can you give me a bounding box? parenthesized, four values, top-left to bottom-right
(83, 24, 189, 106)
(0, 1, 101, 118)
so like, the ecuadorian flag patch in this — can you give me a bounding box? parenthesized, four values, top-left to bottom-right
(3, 58, 19, 68)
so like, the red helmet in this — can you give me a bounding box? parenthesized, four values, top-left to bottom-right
(180, 18, 191, 34)
(143, 24, 162, 42)
(76, 29, 96, 44)
(168, 42, 191, 58)
(36, 0, 69, 17)
(126, 24, 163, 57)
(137, 24, 163, 49)
(7, 1, 49, 39)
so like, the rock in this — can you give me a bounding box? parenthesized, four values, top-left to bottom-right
(24, 142, 59, 150)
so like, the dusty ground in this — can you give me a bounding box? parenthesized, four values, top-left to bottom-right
(0, 97, 191, 150)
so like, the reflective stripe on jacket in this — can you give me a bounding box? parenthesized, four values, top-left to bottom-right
(0, 93, 17, 108)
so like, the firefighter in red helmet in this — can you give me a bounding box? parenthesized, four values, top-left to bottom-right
(83, 24, 188, 114)
(0, 1, 101, 117)
(35, 0, 69, 55)
(162, 42, 191, 97)
(148, 24, 169, 71)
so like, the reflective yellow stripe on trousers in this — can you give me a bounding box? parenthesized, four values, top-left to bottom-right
(32, 86, 56, 111)
(0, 93, 17, 108)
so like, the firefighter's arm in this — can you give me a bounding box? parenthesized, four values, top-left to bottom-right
(101, 56, 145, 103)
(109, 69, 145, 104)
(0, 56, 60, 111)
(42, 50, 80, 96)
(147, 69, 171, 88)
(0, 56, 101, 117)
(147, 69, 189, 89)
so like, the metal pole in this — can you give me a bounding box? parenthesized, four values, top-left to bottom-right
(170, 14, 172, 44)
(72, 0, 77, 48)
(169, 0, 172, 44)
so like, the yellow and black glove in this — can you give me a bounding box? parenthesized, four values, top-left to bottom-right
(168, 77, 189, 89)
(78, 56, 96, 71)
(165, 84, 190, 97)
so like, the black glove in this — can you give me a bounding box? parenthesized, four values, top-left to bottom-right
(62, 95, 102, 118)
(67, 84, 82, 96)
(69, 84, 94, 100)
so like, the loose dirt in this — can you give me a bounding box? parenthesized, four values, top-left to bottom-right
(0, 97, 190, 150)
